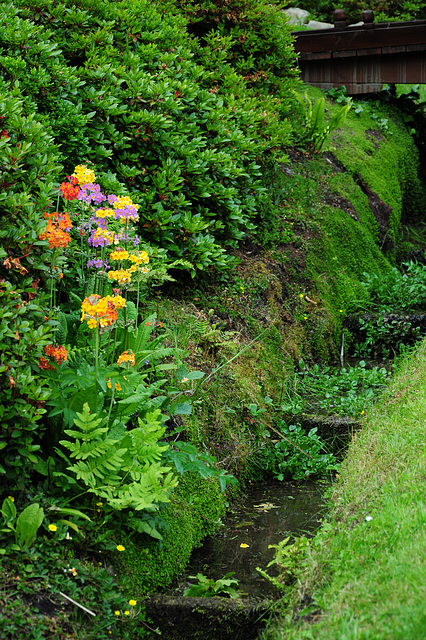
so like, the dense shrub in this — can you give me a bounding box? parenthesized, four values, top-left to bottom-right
(0, 84, 60, 483)
(0, 0, 298, 270)
(175, 0, 299, 97)
(297, 0, 426, 24)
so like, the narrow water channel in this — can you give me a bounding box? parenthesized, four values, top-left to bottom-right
(168, 480, 328, 598)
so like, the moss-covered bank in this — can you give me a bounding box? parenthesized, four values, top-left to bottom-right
(264, 338, 426, 639)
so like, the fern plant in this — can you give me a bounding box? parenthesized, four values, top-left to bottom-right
(59, 404, 178, 512)
(295, 92, 353, 151)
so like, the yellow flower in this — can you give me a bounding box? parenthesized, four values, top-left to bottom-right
(48, 524, 58, 532)
(110, 249, 129, 261)
(114, 610, 120, 616)
(106, 378, 122, 392)
(240, 543, 249, 548)
(129, 600, 137, 607)
(116, 545, 125, 552)
(96, 502, 103, 506)
(73, 164, 96, 185)
(113, 195, 139, 211)
(7, 496, 14, 502)
(124, 611, 130, 616)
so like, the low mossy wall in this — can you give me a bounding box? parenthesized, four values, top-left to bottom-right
(117, 473, 226, 597)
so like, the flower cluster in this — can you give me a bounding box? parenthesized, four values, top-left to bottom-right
(45, 344, 68, 365)
(87, 258, 110, 271)
(73, 164, 96, 185)
(88, 227, 117, 248)
(106, 379, 122, 391)
(57, 164, 151, 295)
(107, 268, 132, 285)
(59, 177, 80, 201)
(78, 183, 106, 206)
(40, 211, 72, 249)
(80, 294, 126, 330)
(38, 356, 55, 371)
(117, 350, 135, 368)
(107, 249, 149, 285)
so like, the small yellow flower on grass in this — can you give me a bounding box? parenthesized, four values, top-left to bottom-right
(240, 543, 250, 548)
(129, 600, 137, 607)
(124, 611, 130, 616)
(114, 610, 120, 616)
(48, 524, 57, 532)
(116, 545, 125, 552)
(96, 502, 103, 507)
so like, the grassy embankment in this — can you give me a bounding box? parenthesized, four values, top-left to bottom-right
(266, 338, 426, 639)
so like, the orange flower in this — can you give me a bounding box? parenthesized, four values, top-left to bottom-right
(44, 344, 68, 365)
(117, 350, 135, 368)
(59, 181, 80, 201)
(40, 224, 72, 249)
(38, 356, 55, 370)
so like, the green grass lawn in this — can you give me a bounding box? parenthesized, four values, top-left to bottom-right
(265, 339, 426, 640)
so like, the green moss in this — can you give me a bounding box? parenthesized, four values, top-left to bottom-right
(118, 474, 226, 597)
(329, 99, 424, 242)
(305, 203, 390, 343)
(327, 172, 380, 242)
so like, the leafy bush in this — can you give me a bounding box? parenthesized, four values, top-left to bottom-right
(0, 83, 61, 483)
(285, 360, 391, 416)
(176, 0, 299, 94)
(353, 314, 423, 357)
(183, 572, 241, 598)
(0, 0, 298, 270)
(294, 92, 352, 152)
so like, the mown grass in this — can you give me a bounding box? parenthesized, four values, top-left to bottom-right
(265, 339, 426, 639)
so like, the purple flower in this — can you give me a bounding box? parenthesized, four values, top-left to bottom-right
(78, 183, 106, 206)
(114, 206, 138, 221)
(108, 194, 118, 205)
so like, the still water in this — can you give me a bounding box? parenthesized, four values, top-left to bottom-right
(169, 480, 328, 598)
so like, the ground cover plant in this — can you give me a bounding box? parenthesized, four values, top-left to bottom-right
(280, 360, 391, 417)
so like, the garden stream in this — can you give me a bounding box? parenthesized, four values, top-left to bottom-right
(168, 480, 327, 599)
(146, 353, 397, 638)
